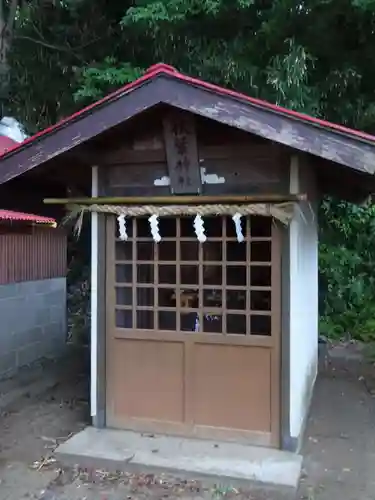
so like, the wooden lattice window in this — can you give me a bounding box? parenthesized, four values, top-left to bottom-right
(114, 215, 273, 336)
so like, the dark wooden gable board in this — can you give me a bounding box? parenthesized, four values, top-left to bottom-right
(0, 74, 375, 187)
(0, 78, 166, 185)
(162, 109, 202, 194)
(158, 78, 375, 176)
(99, 112, 290, 197)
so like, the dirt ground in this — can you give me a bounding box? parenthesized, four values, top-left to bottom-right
(0, 350, 88, 500)
(0, 345, 374, 500)
(298, 349, 375, 500)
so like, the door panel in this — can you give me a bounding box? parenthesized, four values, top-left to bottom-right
(192, 343, 271, 431)
(106, 215, 281, 447)
(111, 338, 185, 422)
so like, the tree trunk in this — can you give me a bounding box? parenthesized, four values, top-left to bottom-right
(0, 0, 19, 101)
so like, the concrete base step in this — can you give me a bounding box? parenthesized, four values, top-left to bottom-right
(56, 427, 302, 490)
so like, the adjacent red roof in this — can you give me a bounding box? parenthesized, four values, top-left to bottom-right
(1, 62, 375, 162)
(0, 135, 19, 156)
(0, 210, 56, 225)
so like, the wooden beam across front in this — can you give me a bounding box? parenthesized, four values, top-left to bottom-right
(44, 193, 307, 206)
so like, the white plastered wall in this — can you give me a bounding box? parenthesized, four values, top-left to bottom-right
(289, 155, 319, 440)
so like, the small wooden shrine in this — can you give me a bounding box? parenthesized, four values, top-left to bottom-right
(0, 63, 374, 452)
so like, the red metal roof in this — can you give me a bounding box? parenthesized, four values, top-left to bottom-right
(1, 61, 375, 161)
(0, 210, 56, 225)
(0, 135, 19, 156)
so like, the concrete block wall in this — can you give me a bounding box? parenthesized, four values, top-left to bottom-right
(0, 277, 67, 379)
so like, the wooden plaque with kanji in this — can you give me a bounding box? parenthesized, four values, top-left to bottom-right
(162, 110, 202, 194)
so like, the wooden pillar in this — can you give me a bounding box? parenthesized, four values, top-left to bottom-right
(91, 165, 107, 428)
(280, 156, 294, 451)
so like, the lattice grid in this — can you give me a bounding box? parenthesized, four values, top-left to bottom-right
(114, 215, 273, 336)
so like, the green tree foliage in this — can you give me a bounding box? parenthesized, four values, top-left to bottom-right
(5, 0, 375, 340)
(319, 199, 375, 340)
(9, 0, 375, 130)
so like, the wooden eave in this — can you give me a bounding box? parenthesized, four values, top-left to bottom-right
(0, 64, 375, 185)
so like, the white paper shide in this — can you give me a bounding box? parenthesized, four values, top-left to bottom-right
(149, 214, 161, 242)
(232, 213, 244, 242)
(193, 214, 207, 243)
(117, 214, 128, 241)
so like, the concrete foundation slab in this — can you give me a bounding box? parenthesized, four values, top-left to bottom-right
(56, 427, 302, 489)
